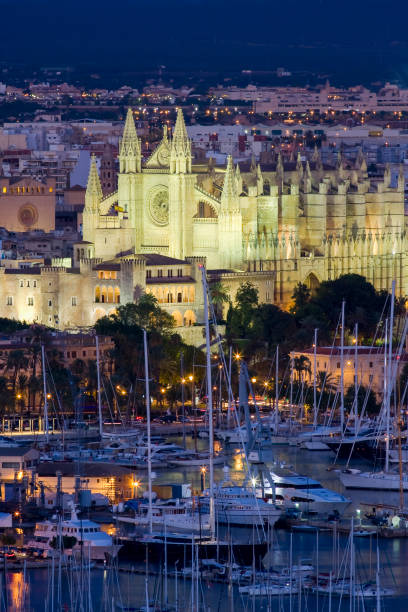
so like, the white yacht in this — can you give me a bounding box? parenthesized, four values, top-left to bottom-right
(263, 472, 351, 515)
(168, 450, 226, 467)
(201, 485, 282, 526)
(117, 499, 210, 534)
(27, 506, 120, 560)
(340, 468, 408, 491)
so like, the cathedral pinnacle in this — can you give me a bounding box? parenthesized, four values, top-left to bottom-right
(296, 152, 303, 175)
(119, 108, 141, 172)
(86, 155, 103, 203)
(170, 108, 192, 173)
(221, 155, 239, 212)
(172, 109, 190, 153)
(120, 108, 141, 157)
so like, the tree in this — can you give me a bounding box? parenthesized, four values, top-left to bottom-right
(289, 283, 311, 317)
(293, 355, 311, 383)
(226, 281, 259, 343)
(5, 350, 28, 396)
(209, 281, 230, 320)
(344, 385, 380, 416)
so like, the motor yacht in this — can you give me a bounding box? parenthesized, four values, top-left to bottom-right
(262, 472, 351, 515)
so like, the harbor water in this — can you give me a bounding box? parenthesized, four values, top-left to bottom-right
(4, 438, 408, 610)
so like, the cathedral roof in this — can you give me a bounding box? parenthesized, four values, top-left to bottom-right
(139, 253, 188, 266)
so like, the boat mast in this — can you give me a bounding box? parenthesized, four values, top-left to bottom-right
(201, 266, 215, 540)
(354, 323, 358, 432)
(385, 280, 396, 473)
(41, 345, 49, 444)
(143, 329, 153, 535)
(313, 328, 318, 429)
(274, 344, 279, 433)
(96, 336, 103, 438)
(340, 300, 345, 432)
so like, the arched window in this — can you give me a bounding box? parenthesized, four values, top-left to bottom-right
(184, 310, 196, 327)
(107, 287, 114, 303)
(114, 287, 120, 304)
(95, 286, 101, 302)
(189, 287, 195, 303)
(101, 286, 107, 303)
(172, 311, 183, 327)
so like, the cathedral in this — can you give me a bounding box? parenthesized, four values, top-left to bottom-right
(80, 108, 407, 306)
(0, 108, 406, 335)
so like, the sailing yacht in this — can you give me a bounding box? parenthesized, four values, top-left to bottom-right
(340, 282, 408, 491)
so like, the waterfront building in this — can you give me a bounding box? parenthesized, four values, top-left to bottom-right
(290, 346, 408, 399)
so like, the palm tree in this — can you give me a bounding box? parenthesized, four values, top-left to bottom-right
(16, 373, 28, 413)
(316, 370, 336, 393)
(5, 350, 28, 396)
(0, 377, 13, 417)
(293, 355, 311, 383)
(210, 281, 230, 320)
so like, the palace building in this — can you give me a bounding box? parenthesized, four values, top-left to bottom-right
(0, 108, 406, 334)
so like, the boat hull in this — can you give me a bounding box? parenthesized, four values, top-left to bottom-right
(340, 471, 408, 491)
(118, 537, 267, 565)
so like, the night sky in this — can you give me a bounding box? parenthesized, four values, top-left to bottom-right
(2, 0, 408, 83)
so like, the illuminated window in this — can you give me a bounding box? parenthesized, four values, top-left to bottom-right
(2, 187, 6, 194)
(49, 187, 53, 193)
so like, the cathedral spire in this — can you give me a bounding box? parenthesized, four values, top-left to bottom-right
(296, 152, 303, 175)
(83, 155, 102, 242)
(221, 155, 239, 212)
(250, 153, 256, 174)
(235, 162, 242, 194)
(398, 164, 404, 192)
(119, 108, 141, 173)
(86, 155, 102, 208)
(303, 160, 312, 192)
(170, 108, 192, 173)
(383, 163, 391, 188)
(256, 163, 264, 195)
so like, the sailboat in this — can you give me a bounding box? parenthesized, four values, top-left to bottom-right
(118, 281, 268, 563)
(340, 281, 408, 491)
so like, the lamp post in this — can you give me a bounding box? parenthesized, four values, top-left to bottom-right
(200, 466, 206, 491)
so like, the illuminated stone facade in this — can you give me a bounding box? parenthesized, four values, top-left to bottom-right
(0, 109, 406, 332)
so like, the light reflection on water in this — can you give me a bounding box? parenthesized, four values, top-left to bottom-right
(6, 436, 408, 610)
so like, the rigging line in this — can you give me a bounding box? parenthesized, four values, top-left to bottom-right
(44, 350, 66, 431)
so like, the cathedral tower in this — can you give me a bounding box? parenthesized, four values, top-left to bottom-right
(168, 109, 195, 259)
(117, 108, 143, 251)
(83, 156, 102, 244)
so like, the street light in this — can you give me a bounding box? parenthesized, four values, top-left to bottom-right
(132, 480, 140, 497)
(201, 466, 207, 490)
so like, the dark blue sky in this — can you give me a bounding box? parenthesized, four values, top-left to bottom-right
(2, 0, 408, 83)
